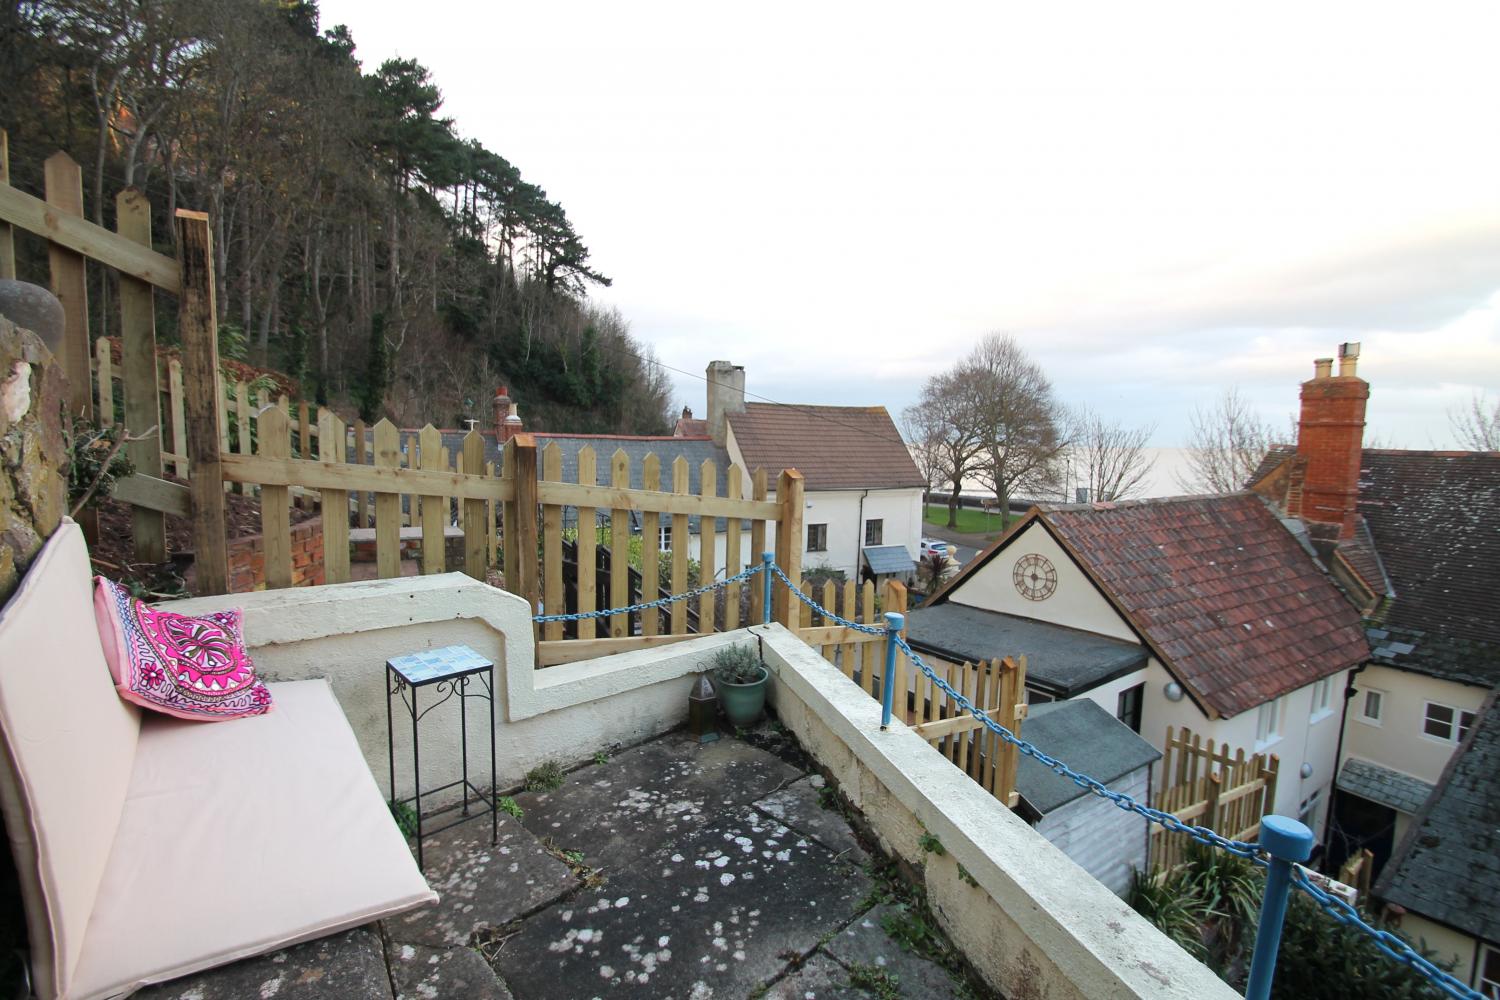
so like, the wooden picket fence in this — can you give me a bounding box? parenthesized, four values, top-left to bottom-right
(1150, 726, 1279, 870)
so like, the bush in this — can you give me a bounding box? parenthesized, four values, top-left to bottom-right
(709, 644, 764, 685)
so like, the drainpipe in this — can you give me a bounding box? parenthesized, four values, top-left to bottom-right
(856, 489, 869, 576)
(1322, 661, 1367, 860)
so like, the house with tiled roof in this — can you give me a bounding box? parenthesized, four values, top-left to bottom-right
(704, 361, 926, 581)
(906, 489, 1369, 833)
(1246, 345, 1500, 993)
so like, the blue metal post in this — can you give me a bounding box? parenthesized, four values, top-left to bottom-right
(761, 552, 774, 624)
(880, 612, 904, 729)
(1245, 815, 1314, 1000)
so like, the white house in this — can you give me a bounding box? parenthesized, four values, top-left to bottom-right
(699, 360, 926, 582)
(905, 489, 1370, 837)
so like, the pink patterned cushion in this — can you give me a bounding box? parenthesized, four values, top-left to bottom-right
(92, 577, 273, 721)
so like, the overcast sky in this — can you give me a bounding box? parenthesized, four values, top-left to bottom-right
(320, 0, 1500, 448)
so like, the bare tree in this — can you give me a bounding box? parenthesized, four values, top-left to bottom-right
(902, 366, 988, 529)
(1177, 386, 1274, 493)
(1066, 406, 1156, 501)
(966, 334, 1068, 527)
(1450, 392, 1499, 451)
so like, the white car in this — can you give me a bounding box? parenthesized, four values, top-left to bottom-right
(920, 538, 952, 559)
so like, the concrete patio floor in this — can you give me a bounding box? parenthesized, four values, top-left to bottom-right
(135, 726, 987, 1000)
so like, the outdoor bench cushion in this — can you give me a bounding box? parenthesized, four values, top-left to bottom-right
(0, 522, 437, 1000)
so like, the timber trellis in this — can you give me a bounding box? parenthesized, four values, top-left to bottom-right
(1150, 725, 1280, 871)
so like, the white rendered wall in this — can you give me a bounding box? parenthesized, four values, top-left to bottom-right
(947, 521, 1137, 643)
(1342, 664, 1487, 784)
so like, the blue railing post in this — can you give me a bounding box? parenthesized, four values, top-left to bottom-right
(880, 612, 904, 729)
(761, 552, 774, 624)
(1245, 815, 1314, 1000)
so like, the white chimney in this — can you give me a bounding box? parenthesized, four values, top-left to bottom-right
(705, 360, 745, 447)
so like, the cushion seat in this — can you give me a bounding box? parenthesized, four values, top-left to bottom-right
(69, 678, 436, 999)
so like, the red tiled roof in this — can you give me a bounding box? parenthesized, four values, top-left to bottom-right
(726, 403, 925, 491)
(674, 417, 709, 437)
(1037, 493, 1369, 718)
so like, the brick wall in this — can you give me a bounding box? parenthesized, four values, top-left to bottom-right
(227, 517, 326, 593)
(1293, 375, 1368, 538)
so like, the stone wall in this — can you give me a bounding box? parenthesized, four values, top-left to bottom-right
(0, 315, 68, 605)
(226, 516, 326, 593)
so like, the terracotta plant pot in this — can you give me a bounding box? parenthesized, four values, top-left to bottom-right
(716, 665, 769, 727)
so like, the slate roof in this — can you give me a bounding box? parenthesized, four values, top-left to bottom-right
(1014, 700, 1162, 815)
(1336, 758, 1436, 815)
(726, 403, 925, 492)
(1356, 450, 1500, 684)
(1031, 494, 1368, 718)
(1374, 689, 1500, 943)
(861, 545, 915, 576)
(905, 603, 1148, 698)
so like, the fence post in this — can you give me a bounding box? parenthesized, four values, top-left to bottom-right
(511, 434, 541, 621)
(1244, 815, 1313, 1000)
(760, 552, 774, 624)
(880, 612, 905, 729)
(117, 187, 166, 562)
(0, 130, 13, 280)
(43, 152, 90, 420)
(174, 210, 229, 594)
(772, 468, 804, 628)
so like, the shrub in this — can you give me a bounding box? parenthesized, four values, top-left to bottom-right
(710, 643, 764, 685)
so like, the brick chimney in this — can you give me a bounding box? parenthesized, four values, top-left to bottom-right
(705, 360, 745, 447)
(493, 386, 523, 444)
(1292, 343, 1368, 539)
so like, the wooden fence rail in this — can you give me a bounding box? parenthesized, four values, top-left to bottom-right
(1150, 726, 1279, 871)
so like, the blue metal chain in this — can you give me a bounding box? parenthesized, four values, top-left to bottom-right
(532, 561, 766, 623)
(1289, 868, 1482, 1000)
(890, 634, 1265, 860)
(768, 564, 888, 635)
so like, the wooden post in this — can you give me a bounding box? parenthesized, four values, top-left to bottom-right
(116, 188, 166, 561)
(609, 449, 630, 638)
(575, 445, 597, 638)
(318, 408, 350, 584)
(168, 359, 187, 476)
(373, 419, 401, 579)
(541, 442, 563, 640)
(44, 153, 90, 419)
(641, 454, 661, 636)
(94, 338, 113, 424)
(670, 456, 689, 634)
(883, 578, 908, 721)
(0, 130, 13, 280)
(511, 434, 541, 618)
(259, 407, 293, 589)
(502, 438, 520, 592)
(698, 459, 717, 633)
(418, 425, 445, 574)
(724, 464, 744, 630)
(773, 469, 805, 628)
(174, 210, 228, 594)
(748, 468, 767, 623)
(461, 429, 487, 581)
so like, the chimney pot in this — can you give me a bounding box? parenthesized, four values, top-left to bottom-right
(1313, 358, 1333, 379)
(1338, 342, 1360, 377)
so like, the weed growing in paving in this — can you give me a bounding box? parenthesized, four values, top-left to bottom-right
(524, 760, 566, 792)
(388, 799, 418, 838)
(592, 750, 609, 765)
(498, 796, 523, 819)
(847, 962, 902, 1000)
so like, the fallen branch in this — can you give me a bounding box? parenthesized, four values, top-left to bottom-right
(69, 424, 158, 518)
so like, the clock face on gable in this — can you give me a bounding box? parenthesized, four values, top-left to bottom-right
(1012, 553, 1058, 601)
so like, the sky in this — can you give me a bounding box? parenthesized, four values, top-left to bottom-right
(320, 0, 1500, 449)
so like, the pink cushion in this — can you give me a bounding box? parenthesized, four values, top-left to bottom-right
(93, 577, 273, 721)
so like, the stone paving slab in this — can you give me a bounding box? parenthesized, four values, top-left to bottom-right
(389, 814, 575, 947)
(752, 775, 867, 865)
(134, 927, 392, 1000)
(494, 807, 871, 999)
(389, 942, 514, 1000)
(825, 904, 969, 1000)
(515, 734, 803, 874)
(762, 953, 871, 999)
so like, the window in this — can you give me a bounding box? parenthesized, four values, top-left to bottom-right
(658, 525, 672, 551)
(864, 519, 883, 546)
(807, 523, 828, 552)
(1358, 688, 1384, 726)
(1116, 683, 1145, 734)
(1310, 677, 1334, 721)
(1255, 697, 1283, 747)
(1422, 702, 1478, 744)
(1480, 944, 1500, 999)
(1298, 787, 1323, 830)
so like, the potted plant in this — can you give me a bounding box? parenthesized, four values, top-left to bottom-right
(710, 643, 769, 726)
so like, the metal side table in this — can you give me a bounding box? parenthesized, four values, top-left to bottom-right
(385, 644, 498, 871)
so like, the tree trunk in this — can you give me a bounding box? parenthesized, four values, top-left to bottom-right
(947, 479, 963, 530)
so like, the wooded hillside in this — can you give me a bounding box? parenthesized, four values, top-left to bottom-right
(1, 0, 673, 433)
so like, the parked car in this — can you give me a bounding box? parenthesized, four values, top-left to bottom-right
(921, 538, 952, 559)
